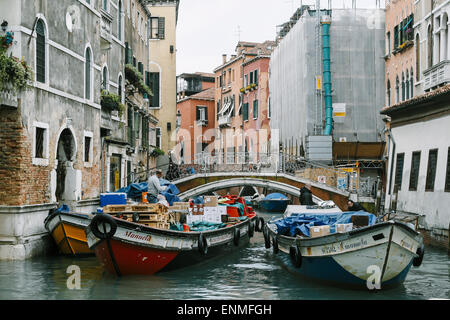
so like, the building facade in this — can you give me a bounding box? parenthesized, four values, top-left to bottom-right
(0, 0, 111, 259)
(414, 0, 450, 95)
(381, 0, 450, 250)
(269, 6, 386, 194)
(384, 0, 415, 107)
(176, 87, 215, 164)
(214, 41, 274, 165)
(145, 0, 179, 160)
(122, 0, 159, 187)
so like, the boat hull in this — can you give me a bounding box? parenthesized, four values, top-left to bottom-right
(86, 215, 257, 276)
(259, 200, 290, 213)
(267, 221, 423, 289)
(44, 211, 94, 255)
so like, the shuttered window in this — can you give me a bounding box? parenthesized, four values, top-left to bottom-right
(125, 42, 133, 64)
(138, 62, 143, 74)
(118, 1, 122, 41)
(84, 136, 91, 162)
(394, 153, 405, 190)
(409, 151, 421, 191)
(158, 17, 165, 39)
(36, 19, 46, 83)
(149, 72, 159, 108)
(253, 100, 258, 119)
(425, 149, 438, 191)
(150, 17, 165, 39)
(445, 147, 450, 192)
(156, 127, 161, 148)
(127, 106, 135, 147)
(243, 103, 249, 121)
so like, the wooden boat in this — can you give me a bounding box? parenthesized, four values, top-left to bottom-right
(264, 203, 424, 289)
(258, 193, 290, 213)
(85, 197, 264, 276)
(44, 209, 94, 255)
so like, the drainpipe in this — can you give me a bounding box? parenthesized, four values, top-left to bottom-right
(322, 16, 333, 136)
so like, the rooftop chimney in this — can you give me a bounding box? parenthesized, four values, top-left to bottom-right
(231, 54, 236, 59)
(222, 54, 227, 64)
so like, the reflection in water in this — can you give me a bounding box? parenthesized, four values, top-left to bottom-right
(0, 211, 448, 300)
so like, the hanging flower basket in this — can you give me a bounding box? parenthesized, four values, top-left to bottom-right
(0, 53, 33, 93)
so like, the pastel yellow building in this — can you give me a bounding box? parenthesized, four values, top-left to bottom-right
(145, 0, 180, 155)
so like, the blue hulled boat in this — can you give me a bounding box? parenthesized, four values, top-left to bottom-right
(264, 203, 424, 289)
(258, 193, 290, 213)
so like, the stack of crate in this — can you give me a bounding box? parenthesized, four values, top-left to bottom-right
(103, 203, 170, 229)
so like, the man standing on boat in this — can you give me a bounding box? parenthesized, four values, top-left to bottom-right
(299, 183, 315, 205)
(347, 199, 364, 211)
(147, 169, 166, 203)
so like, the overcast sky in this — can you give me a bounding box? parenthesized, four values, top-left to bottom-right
(176, 0, 385, 75)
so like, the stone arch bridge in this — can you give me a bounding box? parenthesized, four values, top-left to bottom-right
(171, 172, 350, 211)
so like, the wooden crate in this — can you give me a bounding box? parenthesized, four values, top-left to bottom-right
(103, 205, 130, 213)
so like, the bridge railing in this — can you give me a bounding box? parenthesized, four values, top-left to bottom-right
(127, 152, 375, 196)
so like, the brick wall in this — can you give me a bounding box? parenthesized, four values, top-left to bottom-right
(0, 106, 51, 206)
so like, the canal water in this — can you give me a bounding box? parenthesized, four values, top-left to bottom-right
(0, 211, 448, 300)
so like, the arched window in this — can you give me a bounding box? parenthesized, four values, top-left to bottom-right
(36, 19, 46, 83)
(386, 80, 391, 106)
(102, 66, 109, 91)
(416, 33, 420, 81)
(410, 68, 414, 97)
(85, 47, 92, 100)
(406, 70, 410, 100)
(395, 76, 399, 104)
(401, 72, 405, 101)
(428, 24, 433, 68)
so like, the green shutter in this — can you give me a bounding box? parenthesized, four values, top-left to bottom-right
(158, 17, 165, 39)
(243, 103, 248, 121)
(150, 72, 160, 108)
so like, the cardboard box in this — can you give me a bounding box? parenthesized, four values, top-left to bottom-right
(171, 202, 190, 210)
(310, 225, 330, 238)
(336, 223, 353, 233)
(204, 206, 218, 215)
(204, 196, 218, 207)
(186, 214, 203, 224)
(192, 204, 204, 215)
(217, 206, 227, 215)
(203, 212, 222, 223)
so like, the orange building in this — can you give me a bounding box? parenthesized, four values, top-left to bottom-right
(214, 41, 275, 164)
(176, 87, 215, 164)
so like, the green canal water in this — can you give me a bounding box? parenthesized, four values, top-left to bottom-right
(0, 211, 449, 300)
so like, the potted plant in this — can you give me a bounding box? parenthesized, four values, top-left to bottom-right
(124, 64, 152, 98)
(150, 147, 164, 157)
(100, 90, 125, 117)
(0, 32, 33, 94)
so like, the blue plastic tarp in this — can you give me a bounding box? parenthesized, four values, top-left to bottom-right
(115, 180, 181, 206)
(264, 193, 288, 200)
(274, 211, 377, 237)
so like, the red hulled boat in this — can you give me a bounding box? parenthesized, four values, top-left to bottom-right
(85, 196, 264, 276)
